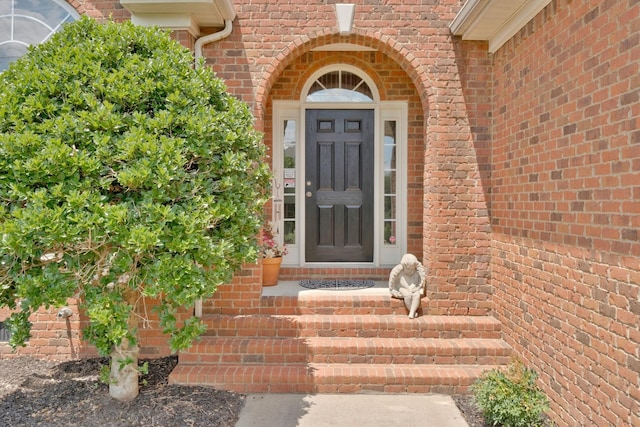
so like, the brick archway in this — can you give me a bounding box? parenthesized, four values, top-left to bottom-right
(253, 31, 433, 127)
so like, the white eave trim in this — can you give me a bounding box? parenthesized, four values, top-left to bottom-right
(120, 0, 236, 37)
(450, 0, 552, 53)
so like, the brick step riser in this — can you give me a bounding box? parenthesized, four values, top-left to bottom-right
(180, 352, 511, 366)
(179, 338, 511, 366)
(253, 307, 407, 316)
(309, 354, 511, 365)
(206, 329, 502, 339)
(168, 364, 495, 394)
(200, 315, 502, 340)
(213, 295, 420, 316)
(168, 365, 315, 394)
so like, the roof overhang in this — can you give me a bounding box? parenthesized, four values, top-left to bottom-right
(450, 0, 552, 53)
(119, 0, 236, 37)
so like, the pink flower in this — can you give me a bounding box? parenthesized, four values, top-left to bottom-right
(260, 222, 287, 258)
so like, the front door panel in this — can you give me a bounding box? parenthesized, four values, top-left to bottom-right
(305, 109, 374, 262)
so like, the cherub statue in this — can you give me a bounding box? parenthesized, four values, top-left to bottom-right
(388, 254, 426, 319)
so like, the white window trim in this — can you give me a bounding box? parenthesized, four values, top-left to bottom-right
(4, 0, 80, 43)
(379, 102, 408, 266)
(272, 66, 408, 268)
(301, 64, 380, 103)
(272, 103, 300, 266)
(1, 0, 80, 72)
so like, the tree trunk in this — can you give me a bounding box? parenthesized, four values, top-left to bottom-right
(109, 291, 140, 402)
(109, 338, 139, 401)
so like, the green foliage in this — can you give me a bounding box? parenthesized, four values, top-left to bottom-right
(0, 17, 271, 356)
(139, 361, 149, 386)
(99, 360, 149, 385)
(99, 365, 112, 385)
(472, 359, 550, 427)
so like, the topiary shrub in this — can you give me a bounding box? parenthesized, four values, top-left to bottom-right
(472, 359, 550, 427)
(0, 17, 270, 400)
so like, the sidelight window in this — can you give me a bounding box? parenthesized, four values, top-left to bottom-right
(282, 119, 297, 245)
(384, 121, 398, 246)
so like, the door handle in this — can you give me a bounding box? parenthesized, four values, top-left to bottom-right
(306, 191, 313, 198)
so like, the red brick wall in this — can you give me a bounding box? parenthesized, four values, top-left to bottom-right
(491, 0, 640, 425)
(3, 0, 493, 352)
(0, 297, 187, 360)
(492, 0, 640, 257)
(204, 263, 264, 315)
(69, 0, 130, 21)
(427, 39, 493, 315)
(203, 0, 493, 316)
(3, 1, 638, 424)
(0, 300, 90, 360)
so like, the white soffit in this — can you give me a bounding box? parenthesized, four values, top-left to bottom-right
(450, 0, 552, 53)
(120, 0, 236, 36)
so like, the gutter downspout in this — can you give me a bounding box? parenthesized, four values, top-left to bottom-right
(193, 18, 233, 318)
(194, 18, 233, 68)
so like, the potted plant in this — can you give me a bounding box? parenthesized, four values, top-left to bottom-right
(261, 222, 287, 286)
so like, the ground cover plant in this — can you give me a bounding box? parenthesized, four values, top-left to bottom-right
(0, 17, 270, 401)
(471, 359, 550, 427)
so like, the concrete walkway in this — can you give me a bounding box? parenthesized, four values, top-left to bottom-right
(235, 394, 470, 427)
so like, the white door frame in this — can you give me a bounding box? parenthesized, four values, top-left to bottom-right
(271, 65, 408, 268)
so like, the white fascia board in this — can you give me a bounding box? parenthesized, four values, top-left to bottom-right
(488, 0, 552, 53)
(214, 0, 236, 21)
(450, 0, 486, 36)
(130, 13, 199, 36)
(450, 0, 552, 53)
(121, 0, 235, 34)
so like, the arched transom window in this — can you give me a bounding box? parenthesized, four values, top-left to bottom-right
(306, 70, 374, 102)
(0, 0, 79, 71)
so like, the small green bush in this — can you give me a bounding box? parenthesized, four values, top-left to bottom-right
(472, 359, 550, 427)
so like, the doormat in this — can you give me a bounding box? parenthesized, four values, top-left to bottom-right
(299, 279, 376, 290)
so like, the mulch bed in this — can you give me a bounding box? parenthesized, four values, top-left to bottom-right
(0, 356, 488, 426)
(0, 356, 244, 427)
(453, 394, 490, 427)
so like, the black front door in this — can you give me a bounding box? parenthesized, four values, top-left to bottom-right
(305, 109, 374, 262)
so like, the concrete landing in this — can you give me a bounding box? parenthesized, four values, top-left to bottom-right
(235, 393, 470, 427)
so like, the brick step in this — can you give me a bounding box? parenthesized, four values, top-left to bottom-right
(201, 314, 503, 339)
(168, 363, 314, 393)
(306, 337, 510, 365)
(310, 363, 495, 394)
(179, 337, 309, 365)
(257, 294, 409, 316)
(168, 363, 495, 394)
(179, 336, 511, 365)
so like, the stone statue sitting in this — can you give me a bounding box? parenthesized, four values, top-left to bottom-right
(389, 254, 426, 319)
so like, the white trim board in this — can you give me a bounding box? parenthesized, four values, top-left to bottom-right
(450, 0, 552, 53)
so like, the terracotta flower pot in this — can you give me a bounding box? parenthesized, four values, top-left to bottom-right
(262, 257, 282, 286)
